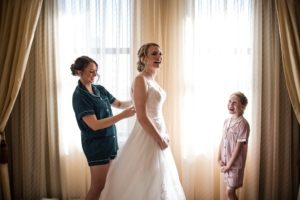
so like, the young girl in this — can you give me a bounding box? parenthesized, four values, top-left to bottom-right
(218, 91, 250, 200)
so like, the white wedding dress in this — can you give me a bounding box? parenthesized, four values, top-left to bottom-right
(100, 78, 186, 200)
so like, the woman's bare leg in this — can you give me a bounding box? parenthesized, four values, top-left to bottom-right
(85, 162, 111, 200)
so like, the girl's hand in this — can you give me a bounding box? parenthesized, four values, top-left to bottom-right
(218, 160, 225, 167)
(221, 165, 230, 173)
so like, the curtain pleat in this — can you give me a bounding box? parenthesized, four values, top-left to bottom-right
(0, 0, 43, 132)
(253, 0, 299, 199)
(6, 0, 62, 199)
(275, 0, 300, 124)
(0, 0, 43, 199)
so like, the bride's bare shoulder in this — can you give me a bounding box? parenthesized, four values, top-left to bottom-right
(132, 74, 148, 91)
(134, 74, 147, 84)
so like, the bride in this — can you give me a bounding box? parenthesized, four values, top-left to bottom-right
(100, 43, 186, 200)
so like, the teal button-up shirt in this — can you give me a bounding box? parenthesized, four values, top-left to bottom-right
(72, 81, 116, 139)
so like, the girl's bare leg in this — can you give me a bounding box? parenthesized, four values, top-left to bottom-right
(226, 187, 238, 200)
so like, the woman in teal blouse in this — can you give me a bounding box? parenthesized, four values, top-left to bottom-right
(70, 56, 135, 200)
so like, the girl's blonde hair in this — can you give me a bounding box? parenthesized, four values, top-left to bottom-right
(232, 91, 248, 107)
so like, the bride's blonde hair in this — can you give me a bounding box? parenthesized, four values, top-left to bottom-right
(137, 43, 160, 72)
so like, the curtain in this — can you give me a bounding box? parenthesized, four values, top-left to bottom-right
(56, 0, 133, 198)
(6, 0, 62, 199)
(275, 0, 300, 123)
(3, 0, 299, 199)
(254, 0, 299, 199)
(0, 0, 43, 199)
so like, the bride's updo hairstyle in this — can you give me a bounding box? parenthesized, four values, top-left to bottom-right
(70, 56, 98, 76)
(137, 43, 160, 72)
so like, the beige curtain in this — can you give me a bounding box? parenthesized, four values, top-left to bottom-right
(6, 0, 62, 199)
(0, 0, 43, 199)
(275, 0, 300, 123)
(241, 0, 299, 199)
(0, 0, 43, 134)
(2, 0, 299, 199)
(131, 0, 164, 60)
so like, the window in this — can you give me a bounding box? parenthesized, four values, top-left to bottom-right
(182, 0, 253, 157)
(56, 0, 132, 154)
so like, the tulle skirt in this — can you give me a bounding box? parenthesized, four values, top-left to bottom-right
(100, 121, 186, 200)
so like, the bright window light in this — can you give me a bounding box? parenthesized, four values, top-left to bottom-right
(182, 0, 253, 157)
(56, 0, 132, 155)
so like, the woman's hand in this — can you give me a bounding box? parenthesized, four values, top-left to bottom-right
(120, 106, 136, 118)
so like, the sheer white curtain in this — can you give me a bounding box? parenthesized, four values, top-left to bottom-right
(181, 0, 254, 199)
(55, 0, 132, 198)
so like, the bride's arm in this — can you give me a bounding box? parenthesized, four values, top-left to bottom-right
(133, 75, 168, 150)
